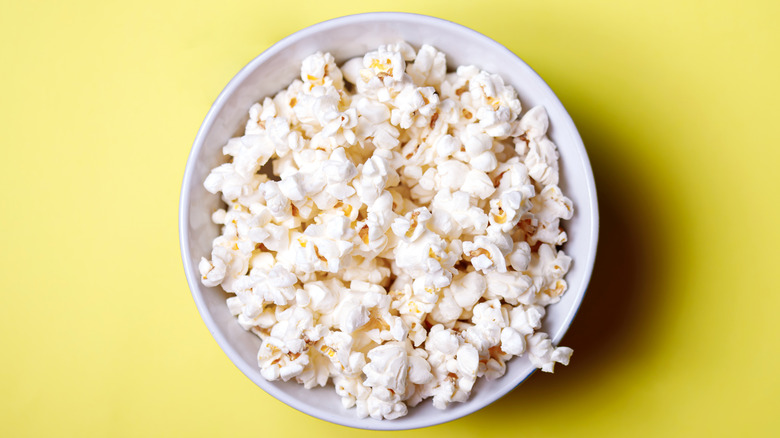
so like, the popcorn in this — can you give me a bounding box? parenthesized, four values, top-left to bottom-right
(391, 85, 440, 129)
(297, 349, 332, 389)
(500, 327, 526, 356)
(200, 42, 575, 420)
(463, 236, 508, 273)
(407, 44, 447, 88)
(390, 207, 432, 242)
(509, 304, 546, 335)
(508, 240, 532, 272)
(304, 279, 342, 314)
(424, 325, 480, 409)
(363, 342, 408, 394)
(527, 243, 572, 306)
(300, 51, 344, 90)
(463, 299, 507, 351)
(353, 154, 395, 205)
(198, 251, 227, 288)
(449, 271, 486, 310)
(393, 231, 453, 288)
(203, 163, 247, 201)
(199, 239, 251, 293)
(460, 169, 496, 200)
(526, 332, 573, 373)
(430, 191, 485, 239)
(488, 183, 535, 232)
(322, 147, 358, 199)
(484, 271, 534, 305)
(435, 160, 469, 191)
(430, 287, 462, 324)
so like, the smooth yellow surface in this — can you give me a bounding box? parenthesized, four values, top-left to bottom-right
(2, 1, 779, 436)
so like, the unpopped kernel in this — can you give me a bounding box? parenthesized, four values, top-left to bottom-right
(200, 42, 574, 420)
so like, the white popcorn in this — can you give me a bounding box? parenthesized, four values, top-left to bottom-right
(266, 116, 305, 155)
(527, 185, 574, 246)
(407, 351, 434, 385)
(317, 331, 358, 373)
(499, 327, 526, 356)
(517, 105, 549, 142)
(471, 150, 498, 172)
(355, 47, 408, 102)
(431, 190, 489, 236)
(391, 85, 440, 129)
(449, 271, 486, 310)
(526, 332, 573, 373)
(339, 301, 370, 334)
(463, 299, 507, 351)
(391, 280, 435, 318)
(259, 223, 289, 252)
(487, 192, 522, 232)
(463, 236, 507, 273)
(423, 325, 480, 409)
(407, 44, 447, 88)
(460, 169, 496, 200)
(436, 160, 469, 191)
(461, 124, 492, 157)
(333, 374, 363, 409)
(526, 243, 572, 305)
(434, 134, 461, 158)
(456, 343, 480, 377)
(356, 119, 400, 150)
(304, 279, 342, 314)
(363, 342, 408, 393)
(200, 42, 575, 420)
(390, 207, 432, 242)
(362, 387, 408, 420)
(477, 73, 521, 120)
(297, 349, 331, 389)
(525, 138, 560, 187)
(292, 225, 354, 274)
(203, 163, 246, 201)
(477, 105, 513, 138)
(231, 134, 276, 178)
(199, 253, 227, 287)
(257, 181, 291, 220)
(484, 271, 534, 305)
(508, 240, 532, 271)
(257, 336, 309, 381)
(353, 154, 396, 205)
(301, 51, 344, 90)
(199, 241, 250, 292)
(340, 57, 363, 86)
(430, 287, 462, 324)
(509, 305, 546, 335)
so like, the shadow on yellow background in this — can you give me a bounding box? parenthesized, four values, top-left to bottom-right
(476, 102, 671, 421)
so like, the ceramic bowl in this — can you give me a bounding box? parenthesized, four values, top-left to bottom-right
(179, 12, 598, 430)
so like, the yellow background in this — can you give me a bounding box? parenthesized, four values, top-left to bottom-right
(2, 0, 779, 436)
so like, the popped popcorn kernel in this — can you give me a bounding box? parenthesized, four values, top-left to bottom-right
(201, 41, 575, 420)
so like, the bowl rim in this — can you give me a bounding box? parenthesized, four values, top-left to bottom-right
(179, 11, 599, 430)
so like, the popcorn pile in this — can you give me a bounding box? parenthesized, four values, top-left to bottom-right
(199, 42, 574, 420)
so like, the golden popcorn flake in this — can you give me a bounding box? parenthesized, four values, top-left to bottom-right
(405, 211, 421, 238)
(493, 203, 507, 224)
(320, 345, 336, 358)
(468, 248, 491, 259)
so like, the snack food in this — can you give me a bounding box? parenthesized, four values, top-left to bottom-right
(198, 42, 574, 420)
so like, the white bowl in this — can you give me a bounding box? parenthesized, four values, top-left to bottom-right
(179, 12, 598, 430)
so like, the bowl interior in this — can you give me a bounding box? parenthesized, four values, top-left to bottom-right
(180, 12, 598, 430)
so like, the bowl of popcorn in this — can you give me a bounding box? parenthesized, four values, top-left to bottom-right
(179, 12, 598, 430)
